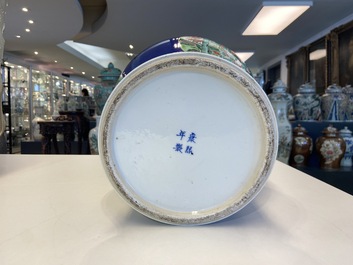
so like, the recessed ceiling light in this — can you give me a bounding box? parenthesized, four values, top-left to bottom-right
(34, 51, 38, 55)
(28, 20, 34, 24)
(242, 1, 312, 35)
(22, 7, 29, 12)
(129, 44, 134, 49)
(309, 49, 326, 60)
(82, 71, 86, 75)
(16, 35, 21, 38)
(25, 28, 30, 32)
(92, 76, 95, 79)
(70, 67, 74, 69)
(54, 60, 58, 63)
(235, 52, 255, 62)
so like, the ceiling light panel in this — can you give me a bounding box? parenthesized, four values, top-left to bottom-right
(309, 49, 326, 60)
(243, 1, 312, 36)
(235, 52, 254, 62)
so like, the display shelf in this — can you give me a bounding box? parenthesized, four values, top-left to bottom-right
(1, 63, 33, 153)
(290, 121, 353, 195)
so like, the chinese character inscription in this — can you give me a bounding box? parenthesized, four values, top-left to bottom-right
(173, 129, 197, 155)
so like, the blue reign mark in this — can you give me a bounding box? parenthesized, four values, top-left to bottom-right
(173, 130, 197, 155)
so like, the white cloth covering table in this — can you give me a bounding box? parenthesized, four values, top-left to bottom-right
(0, 155, 353, 265)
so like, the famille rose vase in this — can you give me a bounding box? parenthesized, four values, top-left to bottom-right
(123, 36, 252, 77)
(316, 125, 346, 169)
(289, 124, 313, 167)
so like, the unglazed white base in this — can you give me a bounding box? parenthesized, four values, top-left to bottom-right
(99, 52, 278, 225)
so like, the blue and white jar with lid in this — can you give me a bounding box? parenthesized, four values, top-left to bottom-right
(268, 79, 293, 115)
(320, 84, 347, 121)
(343, 85, 353, 121)
(293, 83, 321, 120)
(268, 80, 293, 164)
(339, 126, 353, 167)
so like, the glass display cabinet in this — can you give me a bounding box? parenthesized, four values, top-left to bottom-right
(70, 80, 82, 95)
(1, 63, 31, 153)
(31, 69, 52, 120)
(2, 62, 95, 153)
(52, 75, 68, 115)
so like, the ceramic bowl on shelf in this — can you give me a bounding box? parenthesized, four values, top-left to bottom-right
(98, 51, 278, 225)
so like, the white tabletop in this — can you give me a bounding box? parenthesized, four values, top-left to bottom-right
(0, 155, 352, 265)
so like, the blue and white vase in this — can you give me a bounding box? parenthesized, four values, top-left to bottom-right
(93, 63, 121, 115)
(320, 84, 347, 121)
(339, 126, 353, 167)
(293, 83, 321, 120)
(268, 80, 293, 164)
(343, 85, 353, 121)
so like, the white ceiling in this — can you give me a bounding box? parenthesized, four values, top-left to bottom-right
(3, 0, 353, 84)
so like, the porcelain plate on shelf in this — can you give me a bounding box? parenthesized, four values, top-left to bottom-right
(99, 52, 278, 225)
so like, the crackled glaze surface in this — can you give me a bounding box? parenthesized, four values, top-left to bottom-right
(99, 52, 278, 225)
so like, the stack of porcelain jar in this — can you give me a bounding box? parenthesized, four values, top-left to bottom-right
(269, 81, 353, 168)
(292, 83, 353, 122)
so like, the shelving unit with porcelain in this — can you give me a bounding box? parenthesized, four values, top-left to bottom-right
(291, 121, 353, 195)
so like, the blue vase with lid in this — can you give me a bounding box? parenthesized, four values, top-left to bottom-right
(93, 62, 121, 115)
(320, 84, 347, 121)
(293, 83, 321, 121)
